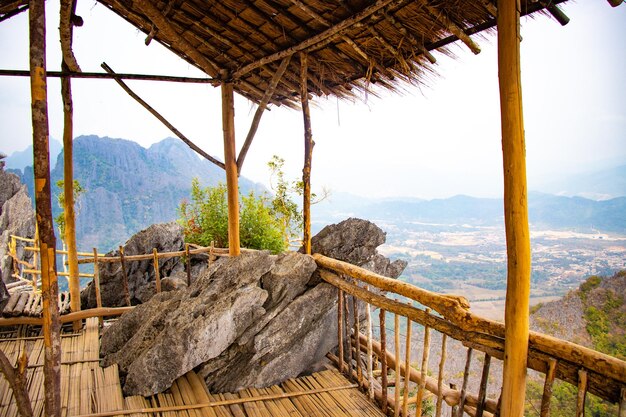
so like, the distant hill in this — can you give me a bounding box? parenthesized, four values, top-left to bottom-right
(313, 192, 626, 234)
(13, 135, 264, 251)
(3, 138, 62, 171)
(533, 164, 626, 200)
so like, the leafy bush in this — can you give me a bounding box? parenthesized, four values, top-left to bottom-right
(178, 179, 286, 253)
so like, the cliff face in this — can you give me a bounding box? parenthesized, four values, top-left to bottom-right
(15, 135, 264, 252)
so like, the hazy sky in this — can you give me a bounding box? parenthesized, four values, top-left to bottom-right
(0, 1, 624, 199)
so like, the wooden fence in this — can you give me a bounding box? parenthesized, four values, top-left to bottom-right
(313, 254, 626, 416)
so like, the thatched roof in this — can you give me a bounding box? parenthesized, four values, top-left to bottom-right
(1, 0, 567, 107)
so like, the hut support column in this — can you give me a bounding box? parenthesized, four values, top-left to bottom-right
(29, 0, 62, 415)
(300, 53, 314, 254)
(497, 0, 531, 415)
(221, 80, 240, 256)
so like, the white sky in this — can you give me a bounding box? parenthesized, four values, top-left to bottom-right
(0, 1, 624, 199)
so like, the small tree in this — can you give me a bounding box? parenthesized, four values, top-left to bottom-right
(178, 179, 286, 253)
(54, 180, 85, 274)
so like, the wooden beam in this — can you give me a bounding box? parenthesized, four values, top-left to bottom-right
(236, 56, 291, 173)
(59, 0, 80, 72)
(0, 69, 218, 83)
(300, 53, 314, 255)
(416, 0, 481, 54)
(233, 0, 405, 79)
(29, 0, 62, 413)
(0, 307, 133, 327)
(102, 63, 225, 170)
(497, 0, 531, 415)
(131, 0, 219, 77)
(221, 81, 240, 256)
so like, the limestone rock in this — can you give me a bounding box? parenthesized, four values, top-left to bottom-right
(0, 167, 35, 283)
(81, 222, 185, 308)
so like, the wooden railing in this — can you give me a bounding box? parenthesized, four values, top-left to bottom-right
(313, 254, 626, 417)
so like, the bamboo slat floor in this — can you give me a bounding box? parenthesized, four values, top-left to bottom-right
(0, 318, 385, 417)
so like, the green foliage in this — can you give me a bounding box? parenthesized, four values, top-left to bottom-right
(579, 275, 602, 302)
(525, 379, 617, 416)
(54, 179, 86, 237)
(267, 156, 303, 247)
(178, 179, 286, 253)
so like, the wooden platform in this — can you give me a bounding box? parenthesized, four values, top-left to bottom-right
(0, 318, 385, 417)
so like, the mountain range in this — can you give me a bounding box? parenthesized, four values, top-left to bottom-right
(5, 134, 626, 252)
(9, 135, 264, 251)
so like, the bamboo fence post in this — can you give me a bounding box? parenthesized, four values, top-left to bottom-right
(344, 292, 353, 379)
(540, 358, 557, 417)
(394, 314, 401, 417)
(457, 348, 473, 417)
(119, 246, 130, 306)
(33, 225, 39, 289)
(93, 248, 102, 326)
(185, 243, 191, 286)
(29, 0, 62, 411)
(402, 318, 412, 417)
(338, 289, 344, 373)
(60, 1, 80, 331)
(576, 369, 587, 417)
(619, 388, 626, 417)
(415, 312, 431, 417)
(497, 0, 532, 414)
(450, 384, 459, 417)
(476, 354, 492, 417)
(300, 53, 314, 255)
(380, 308, 388, 414)
(221, 79, 241, 256)
(365, 287, 374, 400)
(353, 295, 363, 386)
(435, 334, 447, 417)
(153, 248, 161, 293)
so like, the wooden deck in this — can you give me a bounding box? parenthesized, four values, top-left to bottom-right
(0, 318, 385, 417)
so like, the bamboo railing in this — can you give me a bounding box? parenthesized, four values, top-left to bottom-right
(313, 254, 626, 416)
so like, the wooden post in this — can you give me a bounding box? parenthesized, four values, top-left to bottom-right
(29, 0, 62, 412)
(576, 369, 587, 417)
(61, 68, 81, 330)
(476, 354, 492, 417)
(153, 248, 161, 293)
(435, 334, 447, 417)
(221, 80, 240, 256)
(457, 347, 473, 417)
(402, 318, 412, 417)
(93, 248, 102, 326)
(119, 246, 130, 306)
(497, 0, 532, 415)
(185, 243, 191, 286)
(338, 289, 344, 372)
(540, 358, 557, 417)
(394, 314, 401, 417)
(379, 308, 388, 414)
(300, 53, 314, 254)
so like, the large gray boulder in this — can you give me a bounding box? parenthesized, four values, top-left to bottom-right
(0, 166, 35, 284)
(81, 222, 185, 307)
(100, 218, 407, 397)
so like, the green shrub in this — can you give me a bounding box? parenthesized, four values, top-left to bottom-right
(178, 179, 287, 253)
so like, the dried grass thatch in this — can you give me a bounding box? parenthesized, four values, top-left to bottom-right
(1, 0, 566, 106)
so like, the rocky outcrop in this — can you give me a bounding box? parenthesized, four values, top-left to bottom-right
(100, 218, 407, 397)
(0, 158, 35, 285)
(81, 222, 185, 308)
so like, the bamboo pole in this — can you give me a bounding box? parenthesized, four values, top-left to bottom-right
(185, 243, 191, 286)
(540, 358, 557, 417)
(77, 245, 233, 264)
(0, 69, 218, 83)
(61, 61, 81, 330)
(153, 248, 161, 293)
(435, 334, 447, 417)
(0, 307, 132, 326)
(344, 292, 354, 379)
(497, 0, 532, 414)
(394, 314, 401, 417)
(93, 248, 102, 326)
(380, 308, 388, 414)
(353, 295, 363, 386)
(300, 53, 314, 255)
(415, 318, 431, 417)
(476, 354, 492, 417)
(338, 289, 344, 373)
(365, 290, 374, 400)
(119, 246, 130, 306)
(576, 369, 587, 417)
(102, 63, 225, 170)
(457, 348, 473, 417)
(221, 80, 240, 256)
(29, 0, 62, 413)
(402, 318, 412, 417)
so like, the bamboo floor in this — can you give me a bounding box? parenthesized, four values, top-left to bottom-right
(0, 318, 385, 417)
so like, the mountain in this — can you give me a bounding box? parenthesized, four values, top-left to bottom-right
(14, 135, 265, 252)
(313, 192, 626, 233)
(4, 138, 63, 171)
(533, 164, 626, 200)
